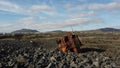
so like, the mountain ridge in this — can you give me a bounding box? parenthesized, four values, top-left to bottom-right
(11, 28, 120, 33)
(11, 29, 39, 33)
(94, 28, 120, 32)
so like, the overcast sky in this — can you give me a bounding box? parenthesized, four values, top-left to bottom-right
(0, 0, 120, 32)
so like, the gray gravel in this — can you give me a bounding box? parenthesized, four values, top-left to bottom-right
(0, 40, 120, 68)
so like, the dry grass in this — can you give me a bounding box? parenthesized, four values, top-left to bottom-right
(0, 32, 120, 50)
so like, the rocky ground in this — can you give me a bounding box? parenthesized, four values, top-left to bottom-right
(0, 40, 120, 68)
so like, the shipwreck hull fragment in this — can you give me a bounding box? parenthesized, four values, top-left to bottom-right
(57, 32, 83, 53)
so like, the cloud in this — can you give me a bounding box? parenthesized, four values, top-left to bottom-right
(39, 16, 47, 20)
(0, 0, 106, 32)
(68, 11, 97, 18)
(30, 5, 53, 11)
(0, 0, 72, 17)
(29, 5, 56, 16)
(112, 0, 120, 2)
(0, 24, 12, 28)
(0, 1, 55, 16)
(0, 1, 32, 15)
(89, 2, 120, 10)
(23, 18, 103, 31)
(65, 3, 86, 11)
(19, 17, 34, 24)
(0, 24, 22, 33)
(109, 10, 120, 14)
(0, 1, 24, 14)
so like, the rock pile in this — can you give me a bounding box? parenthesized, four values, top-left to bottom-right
(0, 40, 120, 68)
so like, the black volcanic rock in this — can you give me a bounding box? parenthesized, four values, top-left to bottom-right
(0, 40, 119, 68)
(99, 28, 120, 32)
(11, 29, 39, 33)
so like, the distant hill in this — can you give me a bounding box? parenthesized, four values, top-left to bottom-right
(90, 28, 120, 32)
(11, 28, 120, 34)
(11, 29, 39, 34)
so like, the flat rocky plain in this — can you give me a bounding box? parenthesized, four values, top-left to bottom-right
(0, 32, 120, 68)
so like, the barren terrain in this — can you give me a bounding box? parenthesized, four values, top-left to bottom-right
(0, 32, 120, 68)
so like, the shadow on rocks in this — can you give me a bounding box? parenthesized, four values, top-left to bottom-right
(80, 48, 105, 53)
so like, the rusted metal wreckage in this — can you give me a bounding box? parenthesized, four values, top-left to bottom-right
(57, 32, 83, 53)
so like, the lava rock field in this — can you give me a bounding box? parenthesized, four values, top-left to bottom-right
(0, 40, 120, 68)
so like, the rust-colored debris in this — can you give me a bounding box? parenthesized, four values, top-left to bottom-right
(56, 32, 83, 53)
